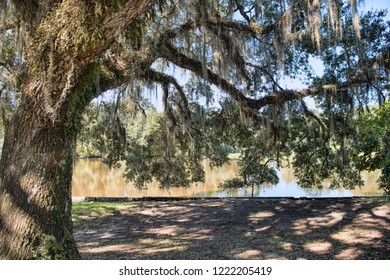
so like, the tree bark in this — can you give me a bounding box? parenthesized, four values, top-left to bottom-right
(0, 62, 127, 259)
(0, 97, 79, 259)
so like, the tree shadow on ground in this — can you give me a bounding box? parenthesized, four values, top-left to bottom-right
(73, 198, 390, 260)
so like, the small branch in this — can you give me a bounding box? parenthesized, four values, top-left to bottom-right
(299, 99, 326, 137)
(205, 17, 276, 37)
(157, 16, 276, 47)
(234, 0, 251, 23)
(158, 19, 198, 43)
(246, 62, 284, 91)
(0, 62, 12, 74)
(162, 83, 177, 128)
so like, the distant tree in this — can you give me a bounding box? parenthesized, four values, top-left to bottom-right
(285, 8, 390, 189)
(353, 101, 390, 194)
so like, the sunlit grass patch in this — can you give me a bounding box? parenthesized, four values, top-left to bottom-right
(73, 201, 121, 215)
(72, 202, 131, 226)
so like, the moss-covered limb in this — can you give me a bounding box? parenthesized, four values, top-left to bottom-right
(64, 58, 142, 136)
(5, 1, 154, 124)
(29, 1, 152, 57)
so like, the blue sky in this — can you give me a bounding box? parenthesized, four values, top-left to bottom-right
(363, 0, 390, 19)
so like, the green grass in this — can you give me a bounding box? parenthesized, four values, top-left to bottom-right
(72, 201, 123, 216)
(72, 202, 127, 227)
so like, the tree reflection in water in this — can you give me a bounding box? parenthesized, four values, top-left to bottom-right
(72, 159, 383, 198)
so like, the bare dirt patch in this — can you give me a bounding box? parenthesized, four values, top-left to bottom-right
(73, 198, 390, 260)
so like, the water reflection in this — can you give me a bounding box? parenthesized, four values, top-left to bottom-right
(71, 159, 383, 198)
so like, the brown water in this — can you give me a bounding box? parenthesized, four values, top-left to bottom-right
(71, 158, 383, 198)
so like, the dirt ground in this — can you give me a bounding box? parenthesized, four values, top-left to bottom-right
(73, 198, 390, 260)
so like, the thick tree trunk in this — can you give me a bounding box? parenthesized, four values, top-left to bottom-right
(0, 98, 79, 259)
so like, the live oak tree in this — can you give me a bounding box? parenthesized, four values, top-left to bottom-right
(0, 0, 388, 259)
(0, 0, 158, 260)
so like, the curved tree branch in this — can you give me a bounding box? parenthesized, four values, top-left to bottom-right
(142, 69, 191, 119)
(160, 41, 384, 112)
